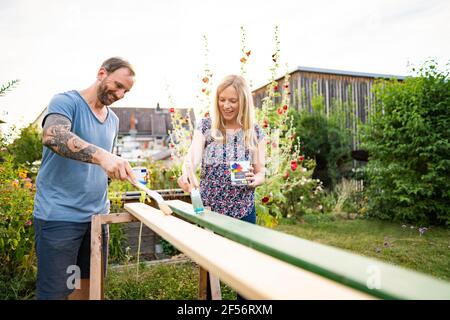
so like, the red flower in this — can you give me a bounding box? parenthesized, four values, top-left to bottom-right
(291, 160, 298, 171)
(169, 107, 175, 113)
(246, 50, 251, 56)
(283, 104, 288, 111)
(204, 111, 210, 117)
(277, 108, 283, 115)
(284, 84, 289, 89)
(202, 77, 209, 83)
(262, 196, 270, 204)
(170, 143, 175, 148)
(24, 220, 33, 227)
(201, 88, 206, 93)
(299, 155, 305, 162)
(274, 85, 279, 91)
(240, 57, 247, 63)
(263, 119, 269, 128)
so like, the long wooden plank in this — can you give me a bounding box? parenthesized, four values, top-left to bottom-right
(124, 202, 373, 300)
(166, 200, 450, 300)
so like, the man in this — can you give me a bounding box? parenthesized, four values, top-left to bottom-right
(33, 57, 137, 300)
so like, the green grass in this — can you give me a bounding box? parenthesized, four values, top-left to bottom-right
(105, 218, 450, 299)
(105, 262, 236, 300)
(275, 217, 450, 281)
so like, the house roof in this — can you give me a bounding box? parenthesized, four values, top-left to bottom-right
(110, 107, 195, 136)
(252, 66, 407, 92)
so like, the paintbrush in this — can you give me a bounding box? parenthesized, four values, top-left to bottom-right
(185, 162, 204, 214)
(127, 177, 173, 215)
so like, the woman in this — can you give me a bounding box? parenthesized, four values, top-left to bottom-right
(178, 74, 265, 223)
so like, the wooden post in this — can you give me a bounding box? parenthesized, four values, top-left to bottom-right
(89, 214, 103, 300)
(89, 213, 138, 300)
(209, 272, 222, 300)
(198, 266, 208, 300)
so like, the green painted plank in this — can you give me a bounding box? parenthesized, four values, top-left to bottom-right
(166, 200, 450, 300)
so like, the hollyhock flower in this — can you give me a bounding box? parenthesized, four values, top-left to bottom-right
(291, 160, 298, 171)
(299, 155, 305, 162)
(202, 77, 209, 83)
(201, 88, 206, 93)
(204, 111, 210, 117)
(169, 107, 175, 113)
(283, 105, 288, 111)
(274, 85, 279, 91)
(262, 196, 270, 204)
(246, 50, 251, 56)
(277, 108, 283, 115)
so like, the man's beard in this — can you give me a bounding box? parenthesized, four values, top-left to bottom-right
(97, 81, 117, 106)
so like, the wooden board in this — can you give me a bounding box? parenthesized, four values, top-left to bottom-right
(124, 202, 373, 300)
(165, 200, 450, 300)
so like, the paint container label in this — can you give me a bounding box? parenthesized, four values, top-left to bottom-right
(230, 161, 250, 186)
(132, 167, 148, 184)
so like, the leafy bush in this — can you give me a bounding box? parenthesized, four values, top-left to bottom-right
(290, 86, 354, 190)
(0, 157, 36, 299)
(8, 124, 42, 170)
(362, 62, 450, 226)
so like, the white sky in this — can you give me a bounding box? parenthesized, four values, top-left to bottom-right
(1, 0, 449, 130)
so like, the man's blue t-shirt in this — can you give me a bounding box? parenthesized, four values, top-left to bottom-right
(33, 90, 119, 223)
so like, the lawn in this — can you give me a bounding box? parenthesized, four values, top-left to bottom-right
(105, 217, 450, 299)
(276, 217, 450, 281)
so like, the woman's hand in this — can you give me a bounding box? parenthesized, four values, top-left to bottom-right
(246, 165, 257, 188)
(177, 172, 200, 193)
(246, 165, 265, 188)
(177, 174, 191, 193)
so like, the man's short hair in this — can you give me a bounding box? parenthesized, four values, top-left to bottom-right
(101, 57, 135, 76)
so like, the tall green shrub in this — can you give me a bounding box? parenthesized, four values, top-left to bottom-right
(8, 124, 42, 169)
(362, 62, 450, 226)
(291, 87, 353, 190)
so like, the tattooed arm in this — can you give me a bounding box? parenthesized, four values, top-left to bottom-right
(42, 114, 135, 181)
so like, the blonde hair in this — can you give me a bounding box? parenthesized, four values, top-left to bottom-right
(211, 75, 257, 151)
